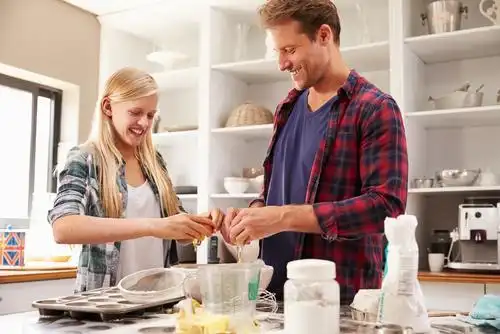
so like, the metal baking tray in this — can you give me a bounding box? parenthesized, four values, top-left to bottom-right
(31, 287, 185, 321)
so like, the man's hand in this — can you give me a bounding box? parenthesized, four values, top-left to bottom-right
(228, 206, 287, 245)
(221, 207, 240, 244)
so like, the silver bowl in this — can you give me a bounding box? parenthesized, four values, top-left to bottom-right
(435, 169, 480, 187)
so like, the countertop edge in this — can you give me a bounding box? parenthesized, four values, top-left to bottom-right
(0, 268, 77, 284)
(1, 269, 499, 285)
(418, 271, 500, 284)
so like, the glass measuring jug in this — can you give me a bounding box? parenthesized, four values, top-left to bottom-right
(193, 262, 262, 316)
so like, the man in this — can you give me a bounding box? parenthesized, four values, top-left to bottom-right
(220, 0, 408, 305)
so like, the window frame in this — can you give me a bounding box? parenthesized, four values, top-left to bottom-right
(0, 73, 62, 223)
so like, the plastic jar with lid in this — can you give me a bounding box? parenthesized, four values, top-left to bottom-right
(284, 259, 340, 334)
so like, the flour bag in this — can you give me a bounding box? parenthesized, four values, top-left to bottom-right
(378, 215, 431, 333)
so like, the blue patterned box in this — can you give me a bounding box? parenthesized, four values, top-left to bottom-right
(0, 230, 26, 267)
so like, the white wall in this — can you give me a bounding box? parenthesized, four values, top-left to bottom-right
(0, 0, 101, 143)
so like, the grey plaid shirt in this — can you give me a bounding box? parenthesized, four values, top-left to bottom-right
(47, 145, 184, 292)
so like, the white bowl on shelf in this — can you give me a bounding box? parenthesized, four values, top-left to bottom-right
(249, 175, 264, 193)
(224, 177, 249, 194)
(146, 50, 189, 70)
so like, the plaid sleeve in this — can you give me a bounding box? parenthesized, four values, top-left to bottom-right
(155, 150, 185, 213)
(313, 96, 408, 238)
(47, 146, 90, 225)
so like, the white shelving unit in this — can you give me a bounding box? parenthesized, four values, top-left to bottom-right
(94, 0, 500, 269)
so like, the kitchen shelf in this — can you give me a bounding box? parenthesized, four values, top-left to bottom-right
(152, 130, 197, 146)
(341, 41, 389, 73)
(212, 59, 286, 84)
(210, 193, 260, 199)
(211, 124, 273, 140)
(178, 194, 197, 200)
(152, 67, 199, 91)
(406, 105, 500, 129)
(409, 185, 500, 194)
(405, 25, 500, 64)
(212, 41, 389, 84)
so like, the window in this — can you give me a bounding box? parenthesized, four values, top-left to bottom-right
(0, 73, 62, 229)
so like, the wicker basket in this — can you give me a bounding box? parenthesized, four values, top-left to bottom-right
(224, 101, 273, 127)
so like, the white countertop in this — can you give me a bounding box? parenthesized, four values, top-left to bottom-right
(0, 311, 178, 333)
(0, 310, 492, 333)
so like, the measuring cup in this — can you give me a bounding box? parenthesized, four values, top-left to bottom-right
(183, 262, 262, 317)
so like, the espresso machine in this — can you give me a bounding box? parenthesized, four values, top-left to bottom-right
(447, 197, 500, 271)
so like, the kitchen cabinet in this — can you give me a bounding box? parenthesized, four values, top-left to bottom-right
(420, 282, 484, 312)
(0, 279, 74, 315)
(93, 0, 500, 269)
(485, 284, 500, 295)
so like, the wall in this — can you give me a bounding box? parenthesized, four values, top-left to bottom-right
(0, 0, 100, 143)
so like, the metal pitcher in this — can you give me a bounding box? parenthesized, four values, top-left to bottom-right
(421, 0, 468, 34)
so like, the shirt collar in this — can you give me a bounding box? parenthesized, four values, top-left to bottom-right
(283, 69, 359, 106)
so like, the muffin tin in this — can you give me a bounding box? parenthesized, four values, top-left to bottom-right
(32, 287, 184, 321)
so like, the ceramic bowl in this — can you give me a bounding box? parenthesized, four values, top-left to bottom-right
(223, 177, 249, 194)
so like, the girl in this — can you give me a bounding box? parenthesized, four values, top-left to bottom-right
(48, 67, 215, 292)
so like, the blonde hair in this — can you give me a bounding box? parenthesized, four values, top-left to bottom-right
(85, 67, 180, 218)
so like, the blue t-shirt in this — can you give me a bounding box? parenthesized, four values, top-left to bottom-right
(261, 90, 336, 299)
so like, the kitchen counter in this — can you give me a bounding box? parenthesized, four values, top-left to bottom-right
(2, 268, 499, 285)
(0, 268, 76, 284)
(0, 306, 493, 333)
(418, 271, 500, 284)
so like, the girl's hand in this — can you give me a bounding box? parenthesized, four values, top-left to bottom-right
(150, 213, 215, 241)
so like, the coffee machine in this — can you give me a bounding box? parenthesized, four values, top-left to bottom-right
(447, 197, 500, 271)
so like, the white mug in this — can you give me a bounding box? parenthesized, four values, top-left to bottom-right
(428, 253, 445, 272)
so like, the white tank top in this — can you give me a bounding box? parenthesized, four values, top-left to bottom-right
(116, 181, 164, 281)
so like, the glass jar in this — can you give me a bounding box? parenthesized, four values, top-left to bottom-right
(284, 259, 340, 334)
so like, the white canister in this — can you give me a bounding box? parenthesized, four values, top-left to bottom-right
(284, 259, 340, 334)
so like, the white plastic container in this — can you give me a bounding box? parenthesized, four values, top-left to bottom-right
(284, 259, 340, 334)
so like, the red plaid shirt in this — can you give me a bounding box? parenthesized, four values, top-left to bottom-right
(251, 70, 408, 304)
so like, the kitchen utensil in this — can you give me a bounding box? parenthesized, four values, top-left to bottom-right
(478, 168, 497, 186)
(428, 90, 483, 109)
(249, 175, 264, 193)
(435, 169, 481, 187)
(117, 267, 185, 304)
(224, 177, 250, 194)
(186, 262, 262, 316)
(421, 0, 468, 34)
(31, 286, 183, 321)
(411, 178, 434, 188)
(479, 0, 500, 25)
(174, 262, 274, 304)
